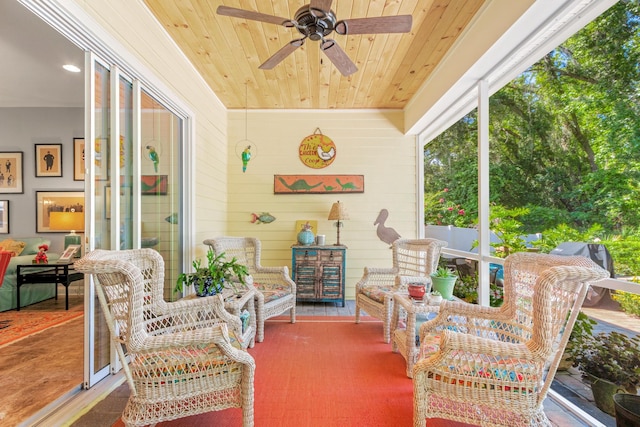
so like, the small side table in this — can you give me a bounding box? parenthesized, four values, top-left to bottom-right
(391, 292, 443, 378)
(222, 286, 257, 349)
(16, 262, 83, 311)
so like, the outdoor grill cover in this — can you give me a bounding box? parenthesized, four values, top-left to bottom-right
(549, 242, 614, 306)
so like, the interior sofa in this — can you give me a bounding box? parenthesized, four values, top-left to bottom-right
(0, 237, 61, 312)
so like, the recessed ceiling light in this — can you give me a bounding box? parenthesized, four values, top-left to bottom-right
(63, 64, 81, 73)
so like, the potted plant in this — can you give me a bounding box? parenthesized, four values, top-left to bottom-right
(558, 311, 596, 371)
(570, 331, 640, 416)
(430, 267, 458, 301)
(175, 248, 249, 297)
(429, 290, 443, 305)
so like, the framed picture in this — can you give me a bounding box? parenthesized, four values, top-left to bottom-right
(0, 200, 9, 234)
(0, 151, 24, 194)
(35, 144, 62, 177)
(105, 186, 131, 220)
(141, 175, 168, 195)
(36, 191, 84, 232)
(73, 138, 85, 181)
(58, 244, 81, 262)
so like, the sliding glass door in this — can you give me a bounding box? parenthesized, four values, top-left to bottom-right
(84, 54, 185, 388)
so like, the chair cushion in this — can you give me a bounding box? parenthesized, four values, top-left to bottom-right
(418, 333, 536, 393)
(360, 285, 394, 303)
(254, 282, 290, 303)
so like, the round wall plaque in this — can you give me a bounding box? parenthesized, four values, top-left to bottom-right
(298, 128, 336, 169)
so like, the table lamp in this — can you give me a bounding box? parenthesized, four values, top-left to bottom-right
(327, 200, 349, 246)
(49, 211, 84, 256)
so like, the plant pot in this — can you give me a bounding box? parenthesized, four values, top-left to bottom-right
(613, 393, 640, 427)
(428, 294, 443, 305)
(430, 276, 457, 300)
(195, 278, 224, 297)
(588, 374, 633, 416)
(407, 283, 426, 301)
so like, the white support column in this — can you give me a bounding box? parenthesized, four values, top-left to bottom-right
(477, 80, 490, 306)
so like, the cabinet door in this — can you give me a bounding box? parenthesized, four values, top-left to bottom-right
(319, 250, 343, 299)
(294, 249, 318, 299)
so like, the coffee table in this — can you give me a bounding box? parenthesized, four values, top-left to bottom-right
(391, 291, 445, 378)
(16, 262, 83, 311)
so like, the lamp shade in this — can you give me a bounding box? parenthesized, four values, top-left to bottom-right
(328, 201, 349, 221)
(49, 211, 85, 232)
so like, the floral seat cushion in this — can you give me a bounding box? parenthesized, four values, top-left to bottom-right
(360, 285, 394, 303)
(254, 282, 290, 303)
(418, 332, 537, 393)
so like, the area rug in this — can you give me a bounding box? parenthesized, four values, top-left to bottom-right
(0, 309, 84, 348)
(111, 318, 413, 427)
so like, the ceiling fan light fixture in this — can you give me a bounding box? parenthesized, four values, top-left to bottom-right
(217, 2, 411, 76)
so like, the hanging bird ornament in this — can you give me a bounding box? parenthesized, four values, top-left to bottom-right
(146, 145, 159, 173)
(242, 145, 252, 173)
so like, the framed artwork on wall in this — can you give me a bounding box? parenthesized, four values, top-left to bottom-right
(73, 138, 85, 181)
(35, 144, 63, 177)
(36, 191, 84, 232)
(0, 200, 9, 234)
(141, 175, 168, 195)
(0, 151, 23, 194)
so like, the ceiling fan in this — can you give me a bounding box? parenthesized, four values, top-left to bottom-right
(217, 0, 412, 76)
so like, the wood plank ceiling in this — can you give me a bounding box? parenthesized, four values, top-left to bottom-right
(143, 0, 486, 110)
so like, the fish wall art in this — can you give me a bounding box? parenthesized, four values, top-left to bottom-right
(251, 212, 276, 224)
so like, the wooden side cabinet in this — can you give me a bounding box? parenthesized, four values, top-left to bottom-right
(291, 245, 346, 307)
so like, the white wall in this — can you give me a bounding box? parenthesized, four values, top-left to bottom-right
(0, 107, 83, 253)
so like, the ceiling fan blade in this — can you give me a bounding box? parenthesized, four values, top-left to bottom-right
(309, 0, 333, 12)
(216, 5, 290, 26)
(321, 39, 357, 76)
(335, 15, 413, 35)
(259, 39, 305, 70)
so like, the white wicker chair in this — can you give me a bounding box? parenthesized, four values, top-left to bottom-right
(413, 252, 609, 427)
(355, 238, 447, 343)
(75, 248, 255, 427)
(204, 237, 296, 342)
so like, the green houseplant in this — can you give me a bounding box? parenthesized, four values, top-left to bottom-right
(175, 248, 249, 296)
(571, 331, 640, 415)
(558, 311, 597, 371)
(430, 267, 458, 301)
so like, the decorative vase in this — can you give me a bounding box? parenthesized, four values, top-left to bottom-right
(407, 283, 426, 301)
(297, 223, 315, 246)
(430, 276, 457, 301)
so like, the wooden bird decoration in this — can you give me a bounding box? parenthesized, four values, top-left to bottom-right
(374, 209, 401, 247)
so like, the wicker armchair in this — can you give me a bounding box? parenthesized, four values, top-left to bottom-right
(355, 238, 447, 343)
(74, 249, 255, 427)
(204, 237, 296, 342)
(413, 252, 609, 427)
